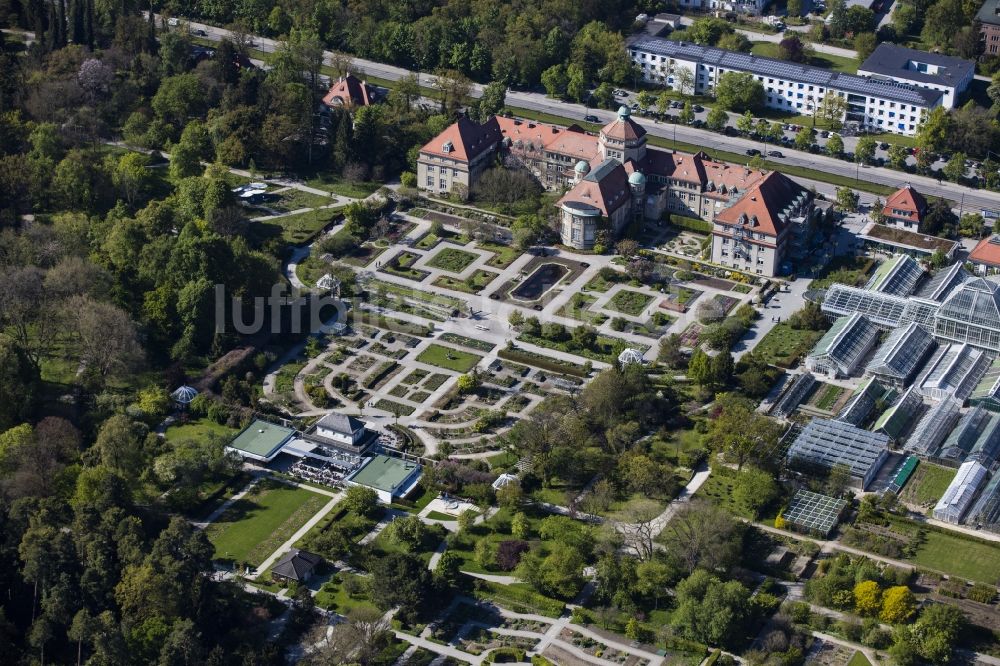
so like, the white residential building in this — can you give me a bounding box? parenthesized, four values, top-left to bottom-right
(857, 44, 974, 109)
(628, 38, 943, 136)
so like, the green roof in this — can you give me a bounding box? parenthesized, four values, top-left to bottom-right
(349, 455, 421, 493)
(229, 419, 295, 458)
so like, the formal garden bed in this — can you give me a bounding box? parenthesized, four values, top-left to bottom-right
(433, 269, 498, 294)
(416, 344, 484, 373)
(381, 251, 431, 282)
(606, 289, 655, 317)
(427, 247, 479, 273)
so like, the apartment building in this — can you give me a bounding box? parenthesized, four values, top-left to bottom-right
(857, 44, 973, 109)
(978, 0, 1000, 55)
(628, 38, 942, 136)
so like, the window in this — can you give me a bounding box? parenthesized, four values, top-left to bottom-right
(426, 176, 433, 186)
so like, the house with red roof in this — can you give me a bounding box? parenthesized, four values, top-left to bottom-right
(969, 235, 1000, 275)
(321, 73, 376, 109)
(711, 171, 823, 277)
(882, 184, 928, 231)
(415, 116, 502, 196)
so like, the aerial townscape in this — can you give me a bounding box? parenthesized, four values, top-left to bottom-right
(7, 0, 1000, 665)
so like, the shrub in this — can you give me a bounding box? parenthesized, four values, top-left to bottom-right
(496, 540, 530, 571)
(668, 214, 712, 234)
(968, 583, 996, 604)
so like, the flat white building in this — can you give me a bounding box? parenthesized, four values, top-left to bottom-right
(858, 44, 974, 110)
(628, 38, 943, 136)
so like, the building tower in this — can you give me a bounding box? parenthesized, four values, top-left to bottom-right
(628, 170, 646, 220)
(598, 106, 648, 163)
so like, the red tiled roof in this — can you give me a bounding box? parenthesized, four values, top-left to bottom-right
(418, 115, 501, 163)
(883, 184, 927, 222)
(713, 171, 807, 238)
(495, 116, 599, 161)
(322, 73, 374, 108)
(600, 115, 647, 142)
(970, 236, 1000, 267)
(557, 159, 631, 217)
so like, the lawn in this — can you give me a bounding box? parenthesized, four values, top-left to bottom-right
(314, 572, 380, 615)
(478, 241, 522, 269)
(427, 247, 478, 273)
(163, 418, 235, 445)
(754, 322, 824, 368)
(416, 344, 483, 373)
(432, 269, 498, 294)
(414, 228, 460, 250)
(583, 270, 627, 292)
(847, 652, 873, 666)
(381, 251, 430, 282)
(267, 189, 333, 213)
(750, 42, 857, 73)
(812, 384, 845, 411)
(557, 293, 608, 325)
(607, 289, 655, 316)
(886, 517, 1000, 584)
(487, 450, 519, 470)
(373, 399, 416, 416)
(302, 174, 382, 199)
(425, 510, 458, 521)
(438, 333, 496, 352)
(205, 480, 329, 566)
(251, 206, 346, 245)
(898, 463, 957, 507)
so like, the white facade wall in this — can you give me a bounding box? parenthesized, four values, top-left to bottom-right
(630, 46, 933, 136)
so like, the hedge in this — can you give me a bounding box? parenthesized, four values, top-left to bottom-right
(365, 360, 399, 389)
(667, 214, 712, 234)
(497, 347, 589, 378)
(488, 647, 526, 663)
(472, 580, 565, 617)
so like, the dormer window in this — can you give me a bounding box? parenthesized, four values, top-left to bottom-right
(442, 141, 453, 153)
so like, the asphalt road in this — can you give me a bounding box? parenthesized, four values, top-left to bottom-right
(170, 15, 1000, 213)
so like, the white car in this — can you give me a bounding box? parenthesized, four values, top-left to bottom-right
(167, 17, 179, 26)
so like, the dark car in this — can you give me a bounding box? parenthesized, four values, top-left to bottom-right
(820, 130, 829, 138)
(584, 115, 599, 123)
(809, 144, 821, 153)
(692, 105, 704, 113)
(724, 126, 738, 136)
(879, 142, 889, 150)
(193, 28, 207, 36)
(692, 119, 705, 128)
(746, 148, 761, 156)
(768, 150, 784, 158)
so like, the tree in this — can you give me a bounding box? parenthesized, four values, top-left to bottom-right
(855, 136, 877, 164)
(732, 467, 779, 519)
(519, 541, 584, 599)
(903, 602, 965, 664)
(835, 187, 860, 212)
(367, 553, 434, 625)
(679, 101, 695, 125)
(916, 107, 951, 152)
(687, 348, 713, 388)
(637, 90, 654, 111)
(736, 110, 755, 135)
(671, 570, 751, 648)
(566, 64, 587, 103)
(434, 69, 473, 114)
(635, 560, 674, 610)
(826, 133, 844, 156)
(343, 485, 379, 518)
(688, 18, 734, 46)
(541, 64, 569, 98)
(657, 90, 672, 116)
(854, 580, 881, 616)
(943, 152, 967, 183)
(921, 0, 967, 47)
(706, 106, 729, 132)
(958, 213, 984, 238)
(880, 586, 917, 624)
(593, 82, 615, 109)
(658, 333, 686, 369)
(888, 144, 909, 169)
(778, 35, 808, 63)
(710, 396, 784, 470)
(715, 72, 765, 112)
(511, 512, 530, 540)
(64, 296, 143, 388)
(795, 127, 813, 150)
(674, 67, 695, 96)
(456, 373, 480, 394)
(854, 32, 878, 60)
(788, 0, 803, 16)
(478, 81, 507, 121)
(717, 32, 752, 52)
(818, 92, 847, 129)
(660, 501, 743, 575)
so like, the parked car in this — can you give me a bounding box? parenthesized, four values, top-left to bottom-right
(168, 17, 179, 26)
(724, 126, 738, 136)
(671, 100, 682, 108)
(819, 130, 829, 138)
(584, 115, 599, 123)
(809, 144, 821, 153)
(746, 148, 761, 156)
(193, 28, 207, 36)
(768, 150, 784, 158)
(631, 102, 639, 110)
(879, 142, 889, 150)
(692, 104, 704, 112)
